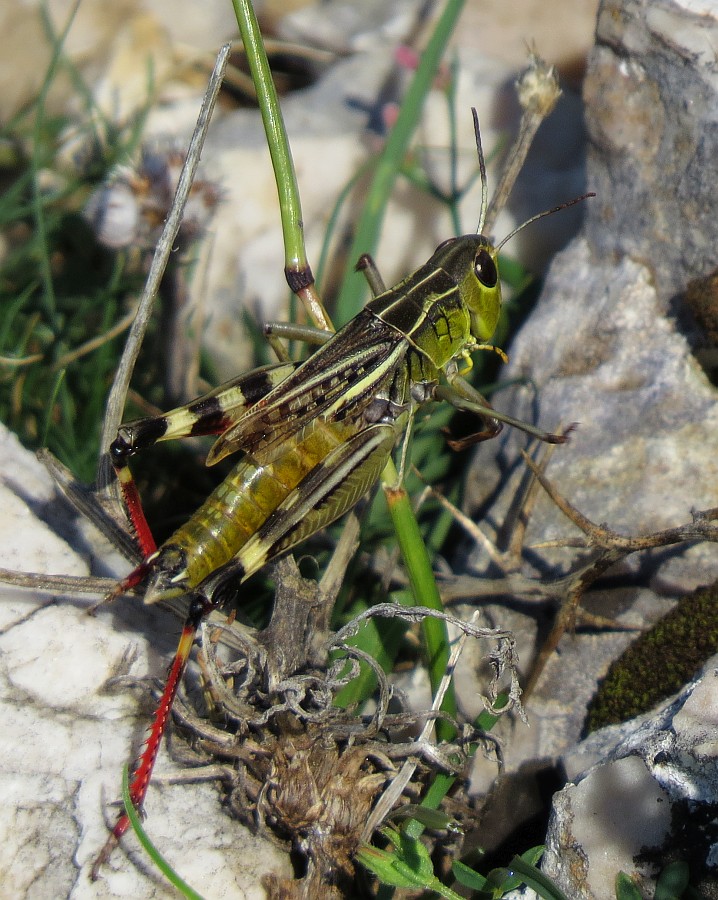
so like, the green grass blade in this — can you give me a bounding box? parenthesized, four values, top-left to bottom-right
(41, 369, 65, 448)
(382, 459, 457, 742)
(231, 0, 330, 329)
(508, 853, 570, 900)
(334, 0, 466, 323)
(231, 0, 306, 275)
(29, 1, 83, 321)
(615, 873, 643, 900)
(121, 766, 205, 900)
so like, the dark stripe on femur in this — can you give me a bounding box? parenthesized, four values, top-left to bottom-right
(187, 396, 229, 436)
(236, 369, 282, 405)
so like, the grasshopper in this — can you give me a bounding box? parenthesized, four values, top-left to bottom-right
(88, 103, 585, 872)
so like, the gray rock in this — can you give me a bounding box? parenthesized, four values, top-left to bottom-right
(462, 0, 718, 884)
(542, 654, 718, 898)
(463, 0, 718, 723)
(0, 422, 289, 897)
(278, 0, 420, 53)
(586, 0, 718, 298)
(465, 0, 718, 894)
(469, 0, 718, 569)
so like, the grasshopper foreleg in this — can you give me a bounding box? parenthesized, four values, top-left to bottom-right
(437, 374, 571, 448)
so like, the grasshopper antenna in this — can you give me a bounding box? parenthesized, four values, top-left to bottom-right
(494, 192, 595, 253)
(472, 107, 489, 236)
(471, 102, 593, 246)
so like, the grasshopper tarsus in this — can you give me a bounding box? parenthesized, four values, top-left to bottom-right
(444, 420, 503, 451)
(547, 422, 579, 444)
(90, 834, 119, 881)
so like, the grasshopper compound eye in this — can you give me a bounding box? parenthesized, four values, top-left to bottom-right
(474, 248, 498, 288)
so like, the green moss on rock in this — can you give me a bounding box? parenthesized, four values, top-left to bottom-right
(584, 582, 718, 734)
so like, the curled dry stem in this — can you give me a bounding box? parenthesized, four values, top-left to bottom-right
(519, 452, 718, 694)
(161, 596, 521, 875)
(435, 439, 718, 699)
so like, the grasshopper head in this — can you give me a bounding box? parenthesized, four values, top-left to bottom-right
(435, 235, 502, 342)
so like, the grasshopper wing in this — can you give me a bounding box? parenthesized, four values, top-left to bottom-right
(206, 310, 407, 466)
(204, 422, 398, 588)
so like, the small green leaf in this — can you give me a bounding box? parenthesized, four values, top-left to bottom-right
(356, 828, 434, 889)
(655, 861, 690, 900)
(508, 852, 571, 900)
(452, 846, 559, 899)
(394, 828, 436, 883)
(389, 804, 462, 833)
(356, 844, 425, 889)
(615, 872, 643, 900)
(452, 859, 488, 890)
(357, 830, 465, 899)
(485, 866, 514, 892)
(519, 845, 547, 868)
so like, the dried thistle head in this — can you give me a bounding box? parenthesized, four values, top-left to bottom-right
(85, 145, 221, 250)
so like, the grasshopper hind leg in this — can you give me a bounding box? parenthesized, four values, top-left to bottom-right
(91, 592, 211, 878)
(108, 362, 300, 558)
(93, 365, 299, 870)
